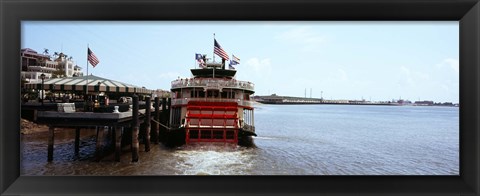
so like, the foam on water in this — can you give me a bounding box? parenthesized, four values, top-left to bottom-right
(173, 143, 256, 175)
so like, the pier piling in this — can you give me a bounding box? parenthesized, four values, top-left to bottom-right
(114, 126, 122, 162)
(74, 128, 80, 155)
(152, 97, 160, 144)
(160, 98, 167, 142)
(132, 95, 139, 162)
(95, 126, 106, 161)
(47, 126, 55, 162)
(144, 97, 151, 152)
(167, 98, 171, 127)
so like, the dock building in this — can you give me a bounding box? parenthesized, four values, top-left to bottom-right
(21, 48, 83, 83)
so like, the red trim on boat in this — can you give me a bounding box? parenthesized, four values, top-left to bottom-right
(185, 101, 239, 144)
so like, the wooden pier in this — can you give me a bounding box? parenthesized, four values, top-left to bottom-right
(34, 96, 171, 162)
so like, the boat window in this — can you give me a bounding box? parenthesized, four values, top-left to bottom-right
(176, 91, 182, 98)
(221, 92, 228, 98)
(191, 90, 203, 98)
(207, 90, 220, 98)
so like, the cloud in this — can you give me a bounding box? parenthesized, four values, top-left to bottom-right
(399, 66, 430, 86)
(245, 58, 272, 76)
(437, 58, 459, 74)
(338, 69, 348, 81)
(399, 66, 415, 86)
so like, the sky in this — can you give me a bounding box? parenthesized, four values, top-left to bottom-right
(22, 21, 459, 103)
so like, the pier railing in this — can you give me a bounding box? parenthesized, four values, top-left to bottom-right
(171, 97, 255, 108)
(171, 78, 254, 91)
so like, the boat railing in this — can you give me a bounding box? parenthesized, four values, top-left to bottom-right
(171, 78, 254, 91)
(171, 97, 254, 107)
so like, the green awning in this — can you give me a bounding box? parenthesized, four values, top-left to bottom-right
(24, 75, 153, 94)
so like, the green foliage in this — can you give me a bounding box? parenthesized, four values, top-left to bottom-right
(52, 67, 65, 78)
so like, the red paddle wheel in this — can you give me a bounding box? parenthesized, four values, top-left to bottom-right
(185, 101, 239, 143)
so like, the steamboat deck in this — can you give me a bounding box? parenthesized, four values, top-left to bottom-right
(169, 48, 256, 145)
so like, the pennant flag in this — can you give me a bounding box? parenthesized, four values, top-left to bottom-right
(229, 54, 240, 69)
(195, 53, 206, 68)
(87, 48, 100, 67)
(214, 39, 229, 60)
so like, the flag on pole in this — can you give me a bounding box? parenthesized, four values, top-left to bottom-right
(229, 54, 240, 69)
(231, 54, 240, 64)
(214, 39, 229, 60)
(87, 48, 100, 67)
(195, 53, 206, 68)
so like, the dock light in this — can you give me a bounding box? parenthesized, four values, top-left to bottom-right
(40, 73, 45, 106)
(96, 82, 101, 96)
(97, 82, 101, 107)
(52, 84, 56, 100)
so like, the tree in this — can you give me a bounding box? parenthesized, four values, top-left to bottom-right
(52, 67, 65, 78)
(21, 78, 28, 93)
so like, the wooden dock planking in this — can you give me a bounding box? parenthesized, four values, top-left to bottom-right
(38, 109, 148, 162)
(34, 97, 171, 162)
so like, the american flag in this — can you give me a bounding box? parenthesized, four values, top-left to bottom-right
(87, 48, 100, 67)
(214, 39, 229, 60)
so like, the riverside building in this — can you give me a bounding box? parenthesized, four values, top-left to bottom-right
(21, 48, 83, 83)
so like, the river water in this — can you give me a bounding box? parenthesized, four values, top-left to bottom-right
(21, 104, 459, 175)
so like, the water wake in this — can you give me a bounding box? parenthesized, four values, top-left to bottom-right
(173, 143, 256, 175)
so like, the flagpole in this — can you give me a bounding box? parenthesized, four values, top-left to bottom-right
(213, 33, 215, 63)
(86, 44, 89, 97)
(213, 33, 215, 78)
(85, 44, 89, 111)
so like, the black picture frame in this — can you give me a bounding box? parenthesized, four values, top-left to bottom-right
(1, 0, 479, 195)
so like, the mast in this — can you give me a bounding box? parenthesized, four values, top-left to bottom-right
(86, 44, 89, 97)
(213, 33, 215, 63)
(213, 33, 215, 78)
